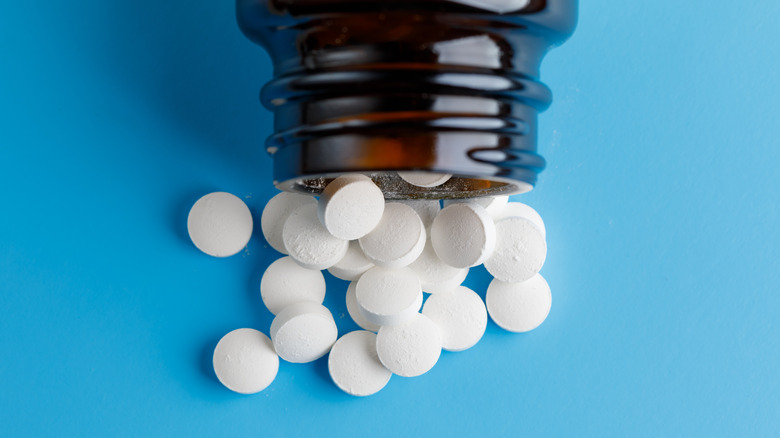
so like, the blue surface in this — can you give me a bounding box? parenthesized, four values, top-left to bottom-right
(1, 1, 779, 436)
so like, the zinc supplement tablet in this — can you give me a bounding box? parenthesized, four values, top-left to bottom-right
(283, 203, 349, 270)
(443, 195, 508, 219)
(376, 313, 442, 377)
(270, 302, 338, 363)
(399, 199, 441, 229)
(346, 281, 380, 332)
(430, 203, 496, 268)
(188, 192, 253, 257)
(484, 217, 547, 283)
(486, 274, 551, 333)
(327, 240, 375, 281)
(359, 202, 426, 269)
(317, 174, 385, 240)
(212, 328, 279, 394)
(408, 238, 469, 294)
(356, 266, 423, 327)
(494, 202, 546, 237)
(260, 256, 326, 315)
(422, 286, 487, 352)
(397, 171, 452, 188)
(328, 331, 392, 396)
(261, 192, 316, 254)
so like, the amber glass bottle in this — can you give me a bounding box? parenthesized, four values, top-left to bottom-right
(237, 0, 577, 199)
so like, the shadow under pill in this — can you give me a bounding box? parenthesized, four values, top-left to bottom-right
(198, 336, 224, 390)
(247, 256, 278, 331)
(312, 355, 332, 383)
(322, 274, 361, 334)
(463, 264, 492, 300)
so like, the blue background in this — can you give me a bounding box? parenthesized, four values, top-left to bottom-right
(1, 1, 779, 436)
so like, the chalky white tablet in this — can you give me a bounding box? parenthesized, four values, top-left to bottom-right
(283, 203, 349, 270)
(408, 238, 469, 294)
(346, 281, 380, 332)
(494, 201, 546, 237)
(270, 302, 338, 363)
(399, 199, 441, 229)
(327, 240, 375, 281)
(356, 266, 423, 327)
(318, 174, 385, 240)
(486, 274, 551, 333)
(422, 286, 487, 352)
(397, 171, 452, 188)
(260, 256, 326, 315)
(443, 195, 508, 219)
(359, 202, 426, 269)
(328, 331, 392, 396)
(188, 192, 253, 257)
(212, 328, 279, 394)
(430, 203, 496, 268)
(376, 313, 442, 377)
(261, 192, 316, 254)
(484, 216, 546, 283)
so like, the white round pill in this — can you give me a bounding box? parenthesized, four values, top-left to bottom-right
(283, 203, 349, 270)
(212, 328, 279, 394)
(494, 201, 546, 237)
(261, 192, 316, 254)
(327, 240, 375, 281)
(408, 238, 469, 294)
(359, 202, 426, 269)
(376, 313, 442, 377)
(430, 203, 496, 268)
(484, 216, 547, 283)
(422, 286, 487, 352)
(397, 171, 452, 188)
(328, 331, 392, 396)
(356, 266, 423, 327)
(270, 302, 338, 363)
(188, 192, 253, 257)
(260, 256, 326, 315)
(486, 274, 551, 333)
(443, 195, 508, 219)
(318, 174, 385, 240)
(398, 199, 441, 229)
(346, 281, 380, 332)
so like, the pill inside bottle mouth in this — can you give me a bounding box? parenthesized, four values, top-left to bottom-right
(275, 171, 533, 201)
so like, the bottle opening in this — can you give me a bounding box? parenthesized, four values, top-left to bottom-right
(276, 172, 532, 200)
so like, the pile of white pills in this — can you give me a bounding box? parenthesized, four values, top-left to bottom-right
(189, 172, 551, 397)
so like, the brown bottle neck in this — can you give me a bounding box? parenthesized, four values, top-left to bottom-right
(237, 0, 577, 198)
